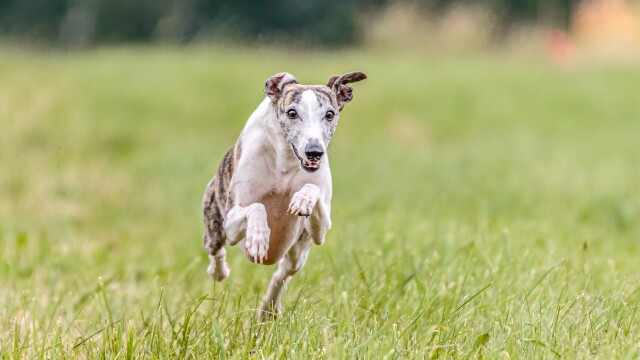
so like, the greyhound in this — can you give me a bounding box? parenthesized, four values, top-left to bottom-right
(201, 71, 366, 319)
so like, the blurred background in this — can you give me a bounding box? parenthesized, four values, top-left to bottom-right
(1, 0, 640, 357)
(1, 0, 640, 57)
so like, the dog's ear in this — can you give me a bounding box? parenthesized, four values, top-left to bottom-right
(264, 72, 298, 100)
(326, 71, 367, 111)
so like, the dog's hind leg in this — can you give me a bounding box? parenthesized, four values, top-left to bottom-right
(258, 231, 312, 321)
(203, 177, 231, 281)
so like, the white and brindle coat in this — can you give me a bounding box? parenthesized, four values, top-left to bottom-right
(202, 71, 366, 319)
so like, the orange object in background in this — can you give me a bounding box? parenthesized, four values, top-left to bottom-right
(573, 0, 640, 54)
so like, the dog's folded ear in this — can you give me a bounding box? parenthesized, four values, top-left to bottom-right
(264, 72, 298, 99)
(326, 71, 367, 111)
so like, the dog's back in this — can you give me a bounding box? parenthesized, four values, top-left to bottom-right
(202, 139, 241, 257)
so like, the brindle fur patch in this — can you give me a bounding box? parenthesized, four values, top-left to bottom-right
(276, 84, 339, 113)
(202, 138, 242, 256)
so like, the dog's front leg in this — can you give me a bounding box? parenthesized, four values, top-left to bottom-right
(288, 184, 331, 245)
(306, 198, 331, 245)
(224, 203, 270, 263)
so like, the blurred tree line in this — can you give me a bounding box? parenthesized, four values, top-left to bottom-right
(0, 0, 574, 47)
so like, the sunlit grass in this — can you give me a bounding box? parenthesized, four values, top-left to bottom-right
(1, 46, 639, 358)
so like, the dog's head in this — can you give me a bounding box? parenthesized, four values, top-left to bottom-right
(264, 71, 367, 172)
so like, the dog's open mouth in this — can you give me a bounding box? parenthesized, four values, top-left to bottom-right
(302, 159, 321, 171)
(291, 144, 321, 173)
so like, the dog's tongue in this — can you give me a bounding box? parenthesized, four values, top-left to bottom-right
(304, 160, 320, 168)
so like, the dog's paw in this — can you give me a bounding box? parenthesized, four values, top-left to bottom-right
(207, 249, 231, 281)
(207, 261, 231, 281)
(245, 215, 270, 263)
(257, 300, 280, 322)
(288, 184, 320, 216)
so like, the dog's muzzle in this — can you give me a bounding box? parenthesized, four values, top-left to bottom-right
(305, 142, 324, 160)
(303, 141, 324, 171)
(292, 140, 324, 172)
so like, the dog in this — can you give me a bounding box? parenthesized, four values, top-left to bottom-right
(202, 71, 367, 319)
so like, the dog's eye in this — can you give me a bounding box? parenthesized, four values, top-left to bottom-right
(286, 109, 298, 119)
(325, 110, 335, 121)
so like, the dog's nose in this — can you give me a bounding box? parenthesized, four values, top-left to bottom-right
(304, 142, 324, 161)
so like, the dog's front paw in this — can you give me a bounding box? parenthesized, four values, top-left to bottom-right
(288, 184, 320, 216)
(245, 215, 270, 263)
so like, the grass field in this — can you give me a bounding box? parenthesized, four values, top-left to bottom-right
(1, 46, 639, 359)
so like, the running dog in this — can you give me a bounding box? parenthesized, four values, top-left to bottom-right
(202, 71, 367, 319)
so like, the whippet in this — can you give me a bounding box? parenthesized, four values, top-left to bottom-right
(202, 71, 367, 319)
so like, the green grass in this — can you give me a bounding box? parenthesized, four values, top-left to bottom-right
(1, 46, 640, 359)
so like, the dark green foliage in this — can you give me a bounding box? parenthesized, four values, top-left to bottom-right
(0, 0, 66, 38)
(94, 0, 166, 43)
(0, 0, 574, 46)
(198, 0, 365, 46)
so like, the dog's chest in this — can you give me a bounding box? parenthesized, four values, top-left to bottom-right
(254, 190, 304, 264)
